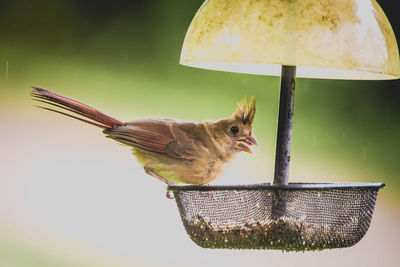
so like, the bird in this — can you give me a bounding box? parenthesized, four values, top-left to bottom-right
(31, 87, 258, 188)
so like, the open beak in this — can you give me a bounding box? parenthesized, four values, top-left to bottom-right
(237, 134, 258, 154)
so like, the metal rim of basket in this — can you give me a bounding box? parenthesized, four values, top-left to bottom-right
(168, 182, 385, 192)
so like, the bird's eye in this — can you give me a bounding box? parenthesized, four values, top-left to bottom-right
(230, 126, 239, 134)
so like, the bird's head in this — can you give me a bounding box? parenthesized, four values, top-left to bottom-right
(216, 97, 258, 154)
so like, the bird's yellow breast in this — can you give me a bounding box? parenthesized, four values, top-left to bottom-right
(132, 148, 231, 185)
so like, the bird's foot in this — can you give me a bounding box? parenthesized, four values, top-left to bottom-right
(166, 190, 174, 199)
(144, 166, 176, 199)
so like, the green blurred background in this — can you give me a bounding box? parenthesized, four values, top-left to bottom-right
(0, 0, 399, 266)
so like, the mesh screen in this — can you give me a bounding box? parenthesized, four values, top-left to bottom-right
(171, 184, 381, 251)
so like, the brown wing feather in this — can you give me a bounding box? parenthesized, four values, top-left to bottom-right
(104, 118, 197, 160)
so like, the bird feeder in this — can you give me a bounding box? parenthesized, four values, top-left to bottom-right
(168, 0, 399, 251)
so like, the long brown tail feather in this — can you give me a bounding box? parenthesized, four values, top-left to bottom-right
(32, 98, 96, 120)
(31, 86, 124, 129)
(35, 105, 109, 129)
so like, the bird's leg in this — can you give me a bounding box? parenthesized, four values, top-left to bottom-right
(144, 166, 176, 186)
(144, 166, 176, 199)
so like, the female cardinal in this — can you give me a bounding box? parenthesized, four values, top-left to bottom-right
(31, 87, 257, 186)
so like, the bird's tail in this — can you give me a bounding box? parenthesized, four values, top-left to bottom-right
(31, 86, 124, 129)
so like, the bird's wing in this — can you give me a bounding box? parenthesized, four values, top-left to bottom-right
(104, 118, 202, 160)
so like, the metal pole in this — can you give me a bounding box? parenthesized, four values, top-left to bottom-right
(271, 65, 296, 219)
(273, 65, 296, 185)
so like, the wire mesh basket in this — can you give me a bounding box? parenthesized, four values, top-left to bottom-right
(168, 182, 384, 251)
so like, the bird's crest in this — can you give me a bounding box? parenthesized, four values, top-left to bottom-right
(233, 96, 256, 125)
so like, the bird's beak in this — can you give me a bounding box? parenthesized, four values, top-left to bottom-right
(237, 134, 258, 154)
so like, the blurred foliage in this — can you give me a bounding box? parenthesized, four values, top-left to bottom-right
(0, 0, 399, 188)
